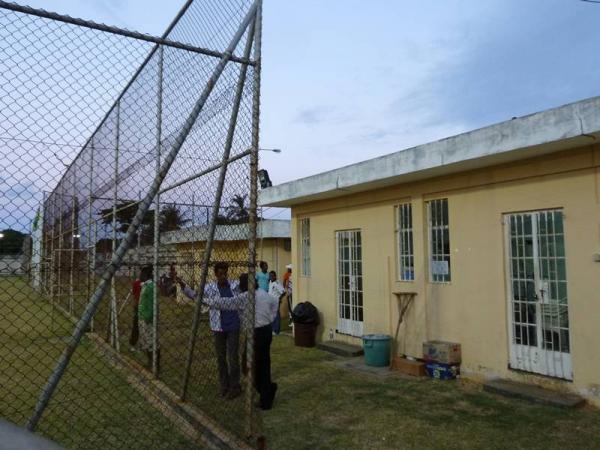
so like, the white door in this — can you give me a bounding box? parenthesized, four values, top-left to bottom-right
(336, 230, 363, 337)
(504, 210, 572, 380)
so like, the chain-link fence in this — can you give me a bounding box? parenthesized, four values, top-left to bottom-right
(0, 0, 263, 448)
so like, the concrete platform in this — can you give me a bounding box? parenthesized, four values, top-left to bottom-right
(317, 341, 364, 357)
(333, 358, 394, 378)
(484, 379, 585, 409)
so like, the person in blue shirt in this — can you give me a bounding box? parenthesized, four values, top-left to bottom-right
(256, 261, 270, 292)
(177, 261, 241, 399)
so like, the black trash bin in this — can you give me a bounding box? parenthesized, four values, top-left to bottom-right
(292, 302, 319, 348)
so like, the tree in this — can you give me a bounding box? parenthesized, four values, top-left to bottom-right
(99, 201, 153, 233)
(98, 201, 155, 245)
(216, 194, 250, 225)
(159, 204, 190, 232)
(0, 229, 27, 255)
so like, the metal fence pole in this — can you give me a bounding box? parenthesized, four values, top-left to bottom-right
(26, 2, 258, 431)
(91, 220, 97, 333)
(245, 0, 262, 440)
(69, 191, 76, 315)
(49, 193, 57, 331)
(109, 103, 121, 352)
(50, 194, 56, 303)
(57, 184, 64, 306)
(180, 15, 257, 402)
(87, 142, 95, 318)
(152, 45, 164, 378)
(191, 192, 196, 285)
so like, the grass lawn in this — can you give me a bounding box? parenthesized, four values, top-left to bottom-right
(0, 276, 199, 449)
(265, 336, 600, 450)
(5, 273, 600, 450)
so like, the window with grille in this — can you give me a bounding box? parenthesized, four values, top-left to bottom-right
(395, 203, 414, 281)
(300, 218, 311, 276)
(428, 199, 451, 283)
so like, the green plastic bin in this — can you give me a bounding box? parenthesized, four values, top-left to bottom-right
(362, 334, 392, 367)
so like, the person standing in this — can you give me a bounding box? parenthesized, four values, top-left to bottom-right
(137, 265, 159, 373)
(256, 261, 269, 292)
(177, 262, 241, 399)
(283, 264, 293, 326)
(268, 271, 285, 335)
(204, 273, 279, 410)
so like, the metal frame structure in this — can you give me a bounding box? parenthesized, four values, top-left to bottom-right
(0, 0, 264, 446)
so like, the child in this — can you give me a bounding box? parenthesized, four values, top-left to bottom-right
(138, 265, 160, 373)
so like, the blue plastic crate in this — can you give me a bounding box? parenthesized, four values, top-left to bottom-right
(425, 362, 460, 380)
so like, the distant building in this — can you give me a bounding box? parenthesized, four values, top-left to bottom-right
(160, 219, 291, 279)
(260, 97, 600, 404)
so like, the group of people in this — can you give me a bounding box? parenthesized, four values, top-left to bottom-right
(128, 260, 293, 411)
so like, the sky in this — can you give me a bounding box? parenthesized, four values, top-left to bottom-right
(20, 0, 600, 185)
(2, 0, 600, 229)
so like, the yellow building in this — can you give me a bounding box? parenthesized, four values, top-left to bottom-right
(260, 97, 600, 403)
(160, 219, 291, 282)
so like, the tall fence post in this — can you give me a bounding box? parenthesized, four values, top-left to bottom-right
(87, 141, 95, 324)
(69, 190, 76, 315)
(180, 14, 257, 402)
(109, 103, 121, 352)
(26, 2, 259, 430)
(57, 183, 64, 306)
(153, 45, 164, 378)
(245, 0, 263, 440)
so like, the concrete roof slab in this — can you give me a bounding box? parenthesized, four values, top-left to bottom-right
(259, 96, 600, 207)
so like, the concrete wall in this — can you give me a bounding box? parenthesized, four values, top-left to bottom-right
(291, 144, 600, 403)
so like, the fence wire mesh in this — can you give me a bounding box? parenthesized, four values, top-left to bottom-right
(0, 0, 263, 448)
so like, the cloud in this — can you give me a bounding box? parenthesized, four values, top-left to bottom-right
(294, 105, 355, 126)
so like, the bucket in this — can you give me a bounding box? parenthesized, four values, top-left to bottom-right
(362, 334, 392, 367)
(294, 323, 317, 348)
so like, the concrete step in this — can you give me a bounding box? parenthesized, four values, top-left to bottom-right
(484, 379, 585, 409)
(317, 341, 364, 357)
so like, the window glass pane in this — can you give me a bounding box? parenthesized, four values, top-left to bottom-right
(301, 218, 311, 276)
(560, 329, 570, 353)
(557, 259, 566, 280)
(554, 212, 564, 233)
(555, 235, 565, 257)
(442, 198, 448, 224)
(443, 229, 450, 254)
(524, 237, 533, 258)
(524, 215, 532, 235)
(428, 199, 450, 283)
(396, 203, 414, 281)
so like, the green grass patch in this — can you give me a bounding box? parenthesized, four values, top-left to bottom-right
(265, 336, 600, 450)
(0, 276, 198, 449)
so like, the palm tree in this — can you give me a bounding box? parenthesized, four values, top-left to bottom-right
(159, 204, 190, 232)
(215, 194, 250, 225)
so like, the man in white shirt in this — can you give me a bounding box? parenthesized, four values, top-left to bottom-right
(204, 273, 279, 410)
(268, 271, 285, 335)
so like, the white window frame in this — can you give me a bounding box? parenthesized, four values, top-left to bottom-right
(427, 198, 451, 283)
(300, 217, 311, 276)
(395, 203, 414, 281)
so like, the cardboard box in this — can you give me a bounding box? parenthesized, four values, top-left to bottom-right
(391, 356, 426, 377)
(425, 362, 460, 380)
(423, 340, 461, 364)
